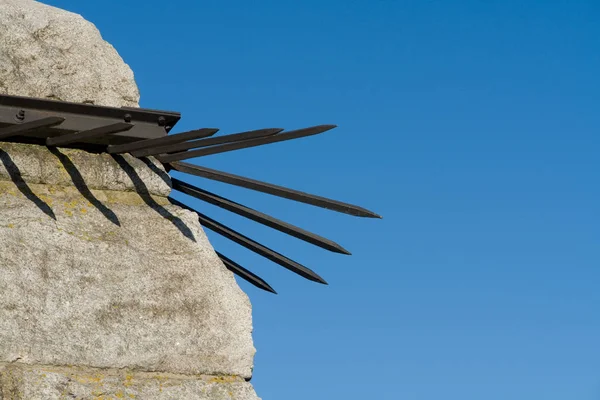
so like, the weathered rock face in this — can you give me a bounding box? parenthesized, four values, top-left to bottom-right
(0, 144, 259, 399)
(0, 0, 140, 107)
(0, 1, 260, 399)
(0, 364, 259, 400)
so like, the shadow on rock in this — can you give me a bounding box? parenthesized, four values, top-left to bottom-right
(48, 147, 121, 226)
(140, 157, 171, 187)
(0, 149, 57, 220)
(112, 154, 196, 242)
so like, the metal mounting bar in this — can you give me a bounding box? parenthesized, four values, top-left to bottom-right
(107, 128, 219, 154)
(168, 197, 327, 284)
(0, 93, 180, 145)
(0, 117, 65, 140)
(132, 128, 284, 158)
(169, 162, 382, 218)
(157, 125, 336, 163)
(216, 251, 277, 294)
(46, 122, 133, 146)
(171, 178, 350, 254)
(0, 93, 179, 127)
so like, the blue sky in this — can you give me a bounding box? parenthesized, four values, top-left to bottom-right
(46, 1, 599, 399)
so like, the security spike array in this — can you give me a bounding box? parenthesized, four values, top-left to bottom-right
(216, 251, 277, 294)
(0, 93, 381, 294)
(171, 177, 351, 255)
(0, 116, 65, 140)
(168, 162, 382, 218)
(157, 124, 337, 163)
(107, 128, 219, 154)
(168, 197, 327, 284)
(131, 128, 284, 158)
(46, 122, 133, 146)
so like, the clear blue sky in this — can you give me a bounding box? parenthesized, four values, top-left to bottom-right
(46, 1, 599, 399)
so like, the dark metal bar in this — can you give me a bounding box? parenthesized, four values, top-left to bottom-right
(168, 197, 327, 284)
(169, 162, 382, 218)
(131, 128, 284, 157)
(171, 178, 351, 254)
(0, 117, 65, 140)
(0, 93, 180, 128)
(107, 128, 219, 154)
(157, 125, 336, 163)
(46, 122, 133, 146)
(217, 251, 277, 294)
(0, 94, 180, 143)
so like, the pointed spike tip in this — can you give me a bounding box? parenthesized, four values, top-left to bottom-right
(326, 239, 352, 255)
(264, 285, 278, 294)
(312, 274, 328, 285)
(359, 208, 383, 219)
(338, 247, 352, 256)
(250, 279, 278, 294)
(314, 124, 337, 133)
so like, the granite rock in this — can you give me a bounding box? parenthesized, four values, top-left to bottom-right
(0, 364, 260, 400)
(0, 143, 256, 379)
(0, 142, 171, 197)
(0, 0, 140, 107)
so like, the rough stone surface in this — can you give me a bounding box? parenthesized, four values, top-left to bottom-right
(0, 0, 140, 107)
(0, 143, 255, 379)
(0, 364, 260, 400)
(0, 143, 171, 197)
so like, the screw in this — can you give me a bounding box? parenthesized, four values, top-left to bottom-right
(124, 113, 132, 123)
(158, 116, 166, 126)
(15, 110, 25, 121)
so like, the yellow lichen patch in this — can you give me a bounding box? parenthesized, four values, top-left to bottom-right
(103, 190, 170, 207)
(209, 376, 240, 384)
(123, 374, 135, 388)
(74, 372, 105, 385)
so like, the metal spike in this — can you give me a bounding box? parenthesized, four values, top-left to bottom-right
(46, 122, 133, 146)
(168, 197, 327, 284)
(0, 117, 65, 140)
(131, 128, 284, 157)
(171, 178, 351, 254)
(168, 162, 382, 218)
(217, 251, 277, 294)
(107, 127, 219, 154)
(157, 125, 336, 163)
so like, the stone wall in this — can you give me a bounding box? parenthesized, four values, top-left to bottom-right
(0, 1, 260, 398)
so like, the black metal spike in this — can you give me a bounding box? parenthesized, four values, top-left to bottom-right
(131, 128, 284, 158)
(217, 251, 277, 294)
(107, 127, 219, 154)
(0, 117, 65, 140)
(157, 124, 336, 163)
(168, 162, 382, 218)
(46, 122, 133, 146)
(171, 178, 351, 254)
(168, 197, 327, 284)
